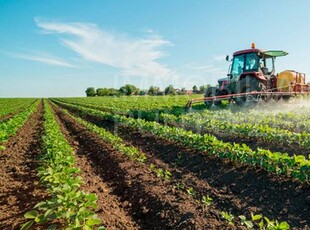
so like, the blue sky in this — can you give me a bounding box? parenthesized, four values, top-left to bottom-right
(1, 0, 310, 97)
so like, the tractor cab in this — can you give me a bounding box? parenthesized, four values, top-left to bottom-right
(227, 44, 288, 93)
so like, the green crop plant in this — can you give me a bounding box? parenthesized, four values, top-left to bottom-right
(148, 163, 172, 181)
(238, 215, 254, 229)
(220, 211, 234, 225)
(201, 195, 213, 206)
(21, 101, 103, 230)
(186, 187, 197, 196)
(173, 182, 185, 190)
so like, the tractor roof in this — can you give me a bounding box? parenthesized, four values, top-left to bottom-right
(233, 48, 288, 57)
(233, 48, 264, 56)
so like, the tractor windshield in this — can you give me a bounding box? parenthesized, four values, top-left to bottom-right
(245, 53, 259, 71)
(231, 53, 259, 79)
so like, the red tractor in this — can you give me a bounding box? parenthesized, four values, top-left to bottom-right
(186, 43, 308, 108)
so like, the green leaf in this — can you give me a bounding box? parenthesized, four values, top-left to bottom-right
(279, 221, 290, 229)
(259, 219, 264, 229)
(244, 220, 253, 228)
(24, 210, 38, 219)
(86, 217, 101, 226)
(20, 220, 34, 230)
(34, 214, 47, 224)
(34, 201, 48, 209)
(84, 226, 91, 230)
(251, 213, 262, 221)
(98, 226, 106, 230)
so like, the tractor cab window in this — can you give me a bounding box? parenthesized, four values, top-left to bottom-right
(231, 54, 245, 80)
(259, 57, 273, 74)
(245, 53, 259, 71)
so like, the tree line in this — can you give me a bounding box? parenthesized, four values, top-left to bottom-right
(85, 84, 211, 97)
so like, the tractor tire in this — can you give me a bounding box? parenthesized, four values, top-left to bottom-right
(204, 87, 218, 107)
(214, 90, 229, 107)
(282, 95, 291, 101)
(235, 76, 262, 106)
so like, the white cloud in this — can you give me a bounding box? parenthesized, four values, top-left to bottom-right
(8, 52, 74, 67)
(34, 18, 174, 78)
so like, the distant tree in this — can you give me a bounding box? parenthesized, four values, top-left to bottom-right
(164, 85, 176, 95)
(96, 88, 119, 96)
(96, 88, 109, 96)
(85, 87, 96, 97)
(192, 85, 198, 93)
(199, 84, 211, 94)
(148, 86, 161, 95)
(119, 84, 139, 96)
(108, 88, 119, 96)
(181, 87, 187, 95)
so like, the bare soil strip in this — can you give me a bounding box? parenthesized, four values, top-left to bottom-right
(75, 111, 310, 229)
(0, 102, 47, 229)
(0, 113, 16, 123)
(52, 104, 228, 229)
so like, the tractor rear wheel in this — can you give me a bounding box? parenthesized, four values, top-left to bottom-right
(235, 77, 262, 106)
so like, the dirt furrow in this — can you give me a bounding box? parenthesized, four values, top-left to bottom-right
(52, 104, 225, 229)
(0, 101, 47, 230)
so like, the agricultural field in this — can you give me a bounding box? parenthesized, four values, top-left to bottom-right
(1, 96, 310, 229)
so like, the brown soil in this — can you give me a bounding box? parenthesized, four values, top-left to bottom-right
(64, 106, 310, 230)
(0, 101, 47, 229)
(0, 113, 15, 122)
(52, 104, 231, 229)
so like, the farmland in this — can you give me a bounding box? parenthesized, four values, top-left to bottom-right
(0, 96, 310, 229)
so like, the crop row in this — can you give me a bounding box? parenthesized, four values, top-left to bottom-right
(52, 100, 310, 183)
(54, 97, 310, 135)
(0, 100, 39, 150)
(54, 96, 204, 120)
(160, 113, 310, 152)
(55, 103, 291, 229)
(21, 101, 103, 230)
(0, 98, 38, 119)
(185, 108, 310, 134)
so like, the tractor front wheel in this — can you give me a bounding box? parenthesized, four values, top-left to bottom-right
(235, 77, 262, 106)
(204, 87, 218, 107)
